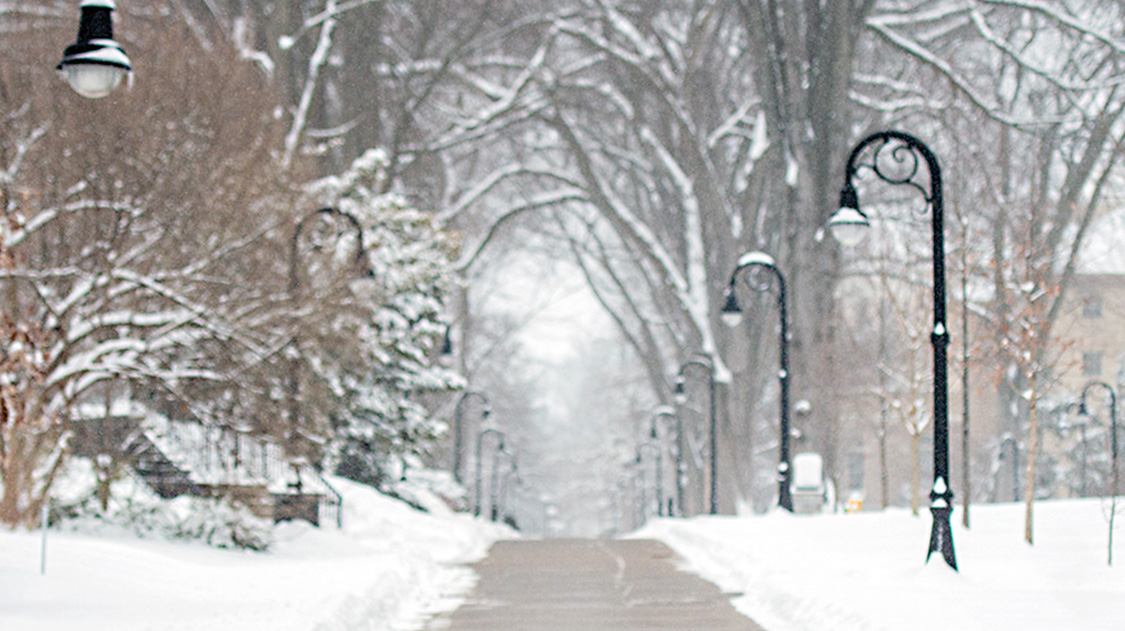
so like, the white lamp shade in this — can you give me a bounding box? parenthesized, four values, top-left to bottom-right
(64, 63, 126, 98)
(827, 206, 870, 247)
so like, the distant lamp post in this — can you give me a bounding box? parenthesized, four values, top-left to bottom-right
(673, 357, 717, 514)
(999, 434, 1020, 502)
(1075, 380, 1119, 565)
(58, 0, 132, 99)
(475, 428, 504, 517)
(636, 440, 663, 519)
(286, 207, 367, 456)
(452, 390, 490, 485)
(828, 130, 957, 570)
(499, 456, 521, 526)
(491, 447, 516, 522)
(440, 325, 455, 356)
(651, 406, 682, 516)
(722, 251, 793, 512)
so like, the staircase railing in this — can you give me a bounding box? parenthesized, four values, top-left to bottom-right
(72, 403, 342, 528)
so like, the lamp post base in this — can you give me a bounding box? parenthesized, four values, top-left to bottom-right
(927, 505, 958, 570)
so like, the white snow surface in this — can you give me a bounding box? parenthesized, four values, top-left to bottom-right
(639, 499, 1125, 631)
(0, 476, 511, 631)
(6, 490, 1122, 631)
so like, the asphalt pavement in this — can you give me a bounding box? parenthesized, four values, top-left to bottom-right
(423, 538, 766, 631)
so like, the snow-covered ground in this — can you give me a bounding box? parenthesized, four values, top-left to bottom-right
(0, 476, 510, 631)
(5, 487, 1122, 631)
(641, 499, 1125, 631)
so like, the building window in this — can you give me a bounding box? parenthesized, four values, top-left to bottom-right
(1082, 351, 1103, 376)
(1083, 295, 1103, 318)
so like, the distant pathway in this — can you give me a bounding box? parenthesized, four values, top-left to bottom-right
(423, 538, 765, 631)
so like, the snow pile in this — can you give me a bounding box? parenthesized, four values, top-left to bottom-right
(640, 499, 1125, 631)
(0, 475, 511, 631)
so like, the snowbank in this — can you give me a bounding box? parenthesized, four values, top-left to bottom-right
(0, 475, 511, 631)
(639, 499, 1125, 631)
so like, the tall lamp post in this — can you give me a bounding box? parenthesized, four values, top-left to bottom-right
(491, 446, 516, 522)
(721, 252, 793, 512)
(1075, 380, 1119, 565)
(452, 390, 491, 484)
(651, 406, 682, 516)
(1000, 434, 1020, 502)
(636, 441, 663, 519)
(673, 357, 718, 514)
(58, 0, 132, 98)
(475, 428, 504, 517)
(286, 207, 367, 456)
(827, 130, 957, 570)
(499, 455, 521, 526)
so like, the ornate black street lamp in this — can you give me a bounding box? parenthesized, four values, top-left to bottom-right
(286, 207, 367, 455)
(650, 406, 682, 516)
(827, 130, 957, 570)
(475, 427, 504, 517)
(1075, 380, 1119, 565)
(58, 0, 132, 98)
(452, 390, 491, 484)
(721, 252, 793, 512)
(673, 357, 718, 514)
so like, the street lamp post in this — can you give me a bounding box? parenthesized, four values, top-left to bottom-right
(1075, 380, 1119, 565)
(673, 357, 718, 514)
(452, 391, 491, 484)
(58, 0, 132, 98)
(475, 428, 504, 517)
(827, 130, 957, 570)
(1000, 434, 1020, 502)
(650, 406, 682, 516)
(491, 446, 516, 522)
(286, 207, 367, 456)
(636, 441, 663, 519)
(721, 252, 793, 512)
(499, 458, 521, 526)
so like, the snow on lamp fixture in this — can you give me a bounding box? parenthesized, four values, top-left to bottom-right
(58, 0, 132, 99)
(672, 377, 688, 405)
(720, 288, 743, 328)
(826, 186, 870, 247)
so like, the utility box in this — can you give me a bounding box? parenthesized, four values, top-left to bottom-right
(791, 452, 826, 514)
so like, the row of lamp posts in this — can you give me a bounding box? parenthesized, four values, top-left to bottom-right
(450, 390, 520, 523)
(62, 4, 1115, 567)
(710, 130, 959, 568)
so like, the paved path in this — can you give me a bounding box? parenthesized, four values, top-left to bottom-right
(424, 538, 765, 631)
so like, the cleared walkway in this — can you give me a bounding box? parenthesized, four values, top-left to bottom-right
(424, 538, 765, 631)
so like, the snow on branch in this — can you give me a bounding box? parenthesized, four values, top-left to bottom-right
(439, 165, 584, 224)
(454, 189, 590, 273)
(968, 8, 1125, 92)
(282, 0, 338, 170)
(278, 0, 384, 50)
(638, 126, 716, 358)
(866, 11, 1015, 124)
(980, 0, 1125, 58)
